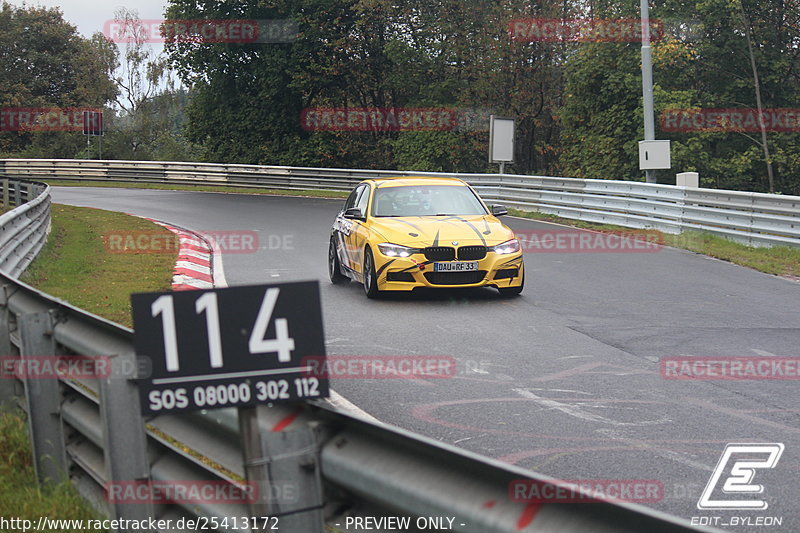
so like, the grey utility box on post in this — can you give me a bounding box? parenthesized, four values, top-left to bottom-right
(638, 140, 671, 170)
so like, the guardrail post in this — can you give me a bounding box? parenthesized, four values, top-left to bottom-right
(0, 286, 17, 409)
(18, 310, 68, 484)
(13, 181, 20, 207)
(238, 405, 324, 532)
(2, 179, 8, 209)
(98, 353, 155, 529)
(747, 192, 756, 247)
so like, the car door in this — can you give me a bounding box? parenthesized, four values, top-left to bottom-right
(350, 183, 373, 276)
(333, 184, 368, 275)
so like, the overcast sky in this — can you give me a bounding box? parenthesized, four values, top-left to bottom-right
(8, 0, 169, 38)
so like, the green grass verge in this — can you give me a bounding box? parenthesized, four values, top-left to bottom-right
(40, 179, 349, 199)
(0, 412, 102, 529)
(3, 205, 178, 524)
(10, 204, 235, 513)
(20, 204, 177, 328)
(508, 208, 800, 278)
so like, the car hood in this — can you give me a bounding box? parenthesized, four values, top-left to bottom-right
(367, 215, 515, 246)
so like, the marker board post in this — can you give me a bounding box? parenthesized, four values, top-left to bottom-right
(489, 115, 515, 173)
(131, 281, 328, 530)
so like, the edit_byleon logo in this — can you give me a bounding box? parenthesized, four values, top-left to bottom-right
(697, 443, 784, 510)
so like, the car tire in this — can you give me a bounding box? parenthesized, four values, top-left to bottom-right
(498, 270, 524, 298)
(329, 236, 349, 284)
(363, 247, 381, 299)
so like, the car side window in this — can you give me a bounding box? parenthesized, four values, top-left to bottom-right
(343, 187, 361, 211)
(355, 185, 371, 214)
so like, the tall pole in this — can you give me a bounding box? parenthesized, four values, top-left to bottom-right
(641, 0, 656, 183)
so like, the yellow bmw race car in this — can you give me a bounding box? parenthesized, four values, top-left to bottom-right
(328, 177, 524, 298)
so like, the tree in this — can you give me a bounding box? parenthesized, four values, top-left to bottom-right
(163, 0, 360, 165)
(158, 0, 800, 192)
(557, 0, 800, 192)
(103, 7, 189, 158)
(0, 2, 117, 157)
(557, 41, 643, 179)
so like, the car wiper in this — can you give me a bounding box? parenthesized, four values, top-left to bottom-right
(434, 213, 457, 216)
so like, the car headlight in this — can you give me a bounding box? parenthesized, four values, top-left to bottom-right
(490, 239, 521, 254)
(377, 243, 419, 257)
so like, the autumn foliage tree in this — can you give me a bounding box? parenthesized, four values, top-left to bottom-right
(0, 2, 117, 157)
(4, 0, 798, 193)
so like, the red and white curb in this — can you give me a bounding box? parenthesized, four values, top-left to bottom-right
(142, 218, 226, 290)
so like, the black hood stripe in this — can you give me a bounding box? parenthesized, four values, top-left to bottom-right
(389, 218, 423, 232)
(454, 216, 487, 246)
(420, 215, 462, 226)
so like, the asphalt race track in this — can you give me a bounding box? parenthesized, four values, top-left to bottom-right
(53, 186, 800, 532)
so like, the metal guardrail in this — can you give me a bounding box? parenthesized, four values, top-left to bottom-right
(0, 282, 719, 533)
(1, 158, 799, 247)
(466, 175, 800, 248)
(0, 173, 717, 533)
(0, 178, 50, 277)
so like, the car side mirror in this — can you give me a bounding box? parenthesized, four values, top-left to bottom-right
(344, 207, 366, 220)
(491, 205, 508, 216)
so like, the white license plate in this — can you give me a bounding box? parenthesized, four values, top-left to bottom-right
(433, 261, 478, 272)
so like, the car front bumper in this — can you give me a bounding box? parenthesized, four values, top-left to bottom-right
(373, 251, 524, 291)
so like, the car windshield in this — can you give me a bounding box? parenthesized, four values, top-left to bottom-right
(371, 185, 488, 217)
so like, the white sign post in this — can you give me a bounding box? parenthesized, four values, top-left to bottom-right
(489, 115, 515, 173)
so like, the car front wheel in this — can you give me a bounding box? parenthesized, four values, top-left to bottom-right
(362, 247, 381, 299)
(329, 237, 349, 284)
